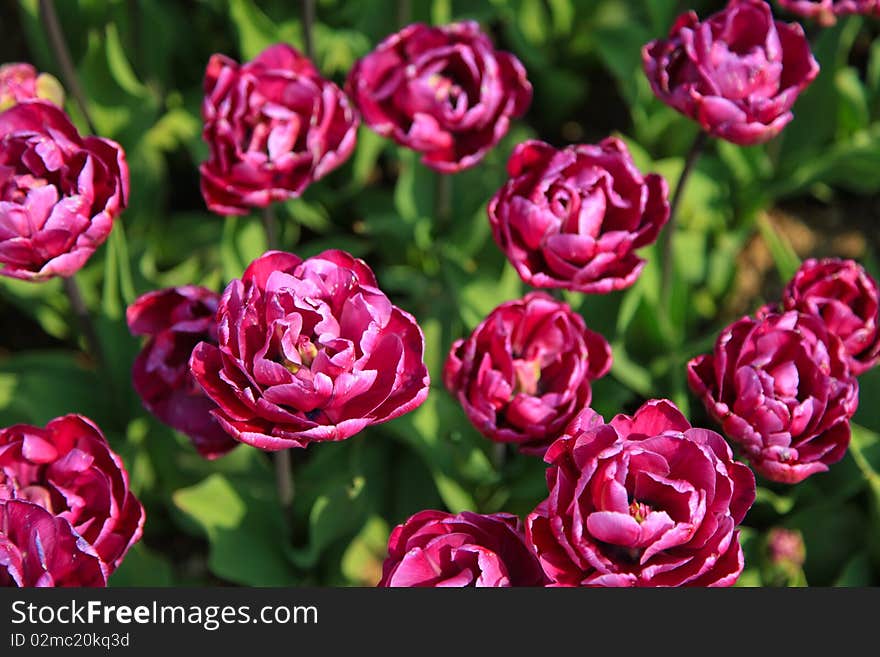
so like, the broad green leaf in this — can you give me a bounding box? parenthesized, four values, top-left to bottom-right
(850, 424, 880, 507)
(109, 543, 175, 587)
(228, 0, 281, 60)
(0, 351, 109, 427)
(289, 476, 368, 568)
(393, 149, 434, 223)
(221, 214, 267, 282)
(755, 487, 796, 516)
(787, 503, 865, 585)
(174, 474, 298, 585)
(836, 67, 871, 137)
(756, 212, 801, 283)
(105, 22, 149, 99)
(433, 472, 477, 514)
(341, 515, 389, 586)
(834, 552, 873, 587)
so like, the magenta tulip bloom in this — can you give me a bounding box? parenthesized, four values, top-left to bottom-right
(128, 286, 237, 459)
(200, 44, 358, 215)
(688, 311, 859, 483)
(378, 510, 546, 587)
(0, 415, 144, 571)
(0, 63, 64, 111)
(777, 1, 879, 25)
(643, 0, 819, 145)
(488, 138, 669, 294)
(0, 102, 128, 280)
(766, 527, 805, 569)
(190, 250, 430, 450)
(0, 500, 106, 587)
(526, 400, 756, 587)
(444, 292, 612, 456)
(347, 21, 531, 172)
(780, 258, 880, 376)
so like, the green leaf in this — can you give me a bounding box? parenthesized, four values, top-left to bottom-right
(518, 0, 549, 45)
(348, 127, 388, 192)
(608, 342, 653, 398)
(0, 351, 109, 427)
(289, 476, 368, 568)
(834, 552, 873, 587)
(104, 22, 149, 99)
(393, 149, 434, 223)
(836, 67, 871, 137)
(341, 516, 390, 586)
(787, 503, 865, 585)
(228, 0, 281, 60)
(109, 543, 174, 587)
(432, 471, 476, 513)
(756, 212, 801, 283)
(221, 214, 267, 282)
(850, 424, 880, 507)
(173, 474, 298, 585)
(755, 487, 796, 516)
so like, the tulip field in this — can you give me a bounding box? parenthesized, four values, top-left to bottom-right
(1, 0, 880, 587)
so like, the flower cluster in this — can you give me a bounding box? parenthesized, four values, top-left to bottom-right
(381, 400, 756, 587)
(2, 0, 868, 589)
(0, 415, 144, 586)
(777, 0, 880, 26)
(689, 258, 877, 483)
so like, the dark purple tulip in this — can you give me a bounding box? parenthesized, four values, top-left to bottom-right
(489, 138, 669, 294)
(526, 400, 756, 587)
(200, 44, 358, 215)
(127, 286, 237, 459)
(643, 0, 819, 145)
(444, 292, 612, 456)
(379, 510, 547, 587)
(190, 250, 430, 450)
(0, 415, 144, 571)
(688, 311, 859, 483)
(0, 63, 64, 110)
(347, 21, 531, 172)
(777, 0, 880, 25)
(0, 500, 106, 587)
(781, 258, 880, 376)
(0, 102, 128, 280)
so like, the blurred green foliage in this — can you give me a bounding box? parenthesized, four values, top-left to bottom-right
(1, 0, 879, 586)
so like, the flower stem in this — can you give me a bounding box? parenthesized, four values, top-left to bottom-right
(261, 205, 293, 515)
(62, 276, 105, 370)
(397, 0, 411, 27)
(435, 172, 452, 230)
(301, 0, 316, 61)
(262, 205, 279, 250)
(492, 442, 507, 472)
(274, 450, 295, 518)
(38, 0, 97, 134)
(660, 131, 708, 312)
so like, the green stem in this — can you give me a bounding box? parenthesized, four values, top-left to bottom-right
(397, 0, 411, 27)
(62, 276, 105, 370)
(435, 172, 452, 230)
(660, 131, 708, 313)
(38, 0, 96, 134)
(491, 442, 506, 472)
(275, 449, 295, 518)
(301, 0, 316, 61)
(262, 205, 279, 250)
